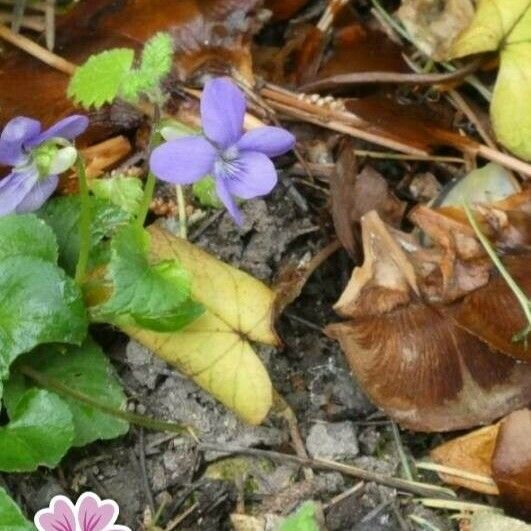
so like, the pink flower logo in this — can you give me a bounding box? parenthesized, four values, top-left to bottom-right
(34, 492, 131, 531)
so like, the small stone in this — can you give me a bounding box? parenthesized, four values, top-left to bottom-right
(306, 422, 359, 460)
(126, 340, 167, 390)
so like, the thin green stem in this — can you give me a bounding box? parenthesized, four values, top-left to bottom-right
(136, 105, 161, 228)
(465, 203, 531, 346)
(20, 364, 192, 436)
(75, 155, 91, 285)
(136, 171, 156, 228)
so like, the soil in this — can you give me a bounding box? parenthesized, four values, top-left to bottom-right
(3, 185, 462, 530)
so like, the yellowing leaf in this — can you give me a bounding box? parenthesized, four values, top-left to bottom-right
(491, 44, 531, 159)
(451, 1, 531, 160)
(122, 226, 278, 425)
(452, 0, 531, 57)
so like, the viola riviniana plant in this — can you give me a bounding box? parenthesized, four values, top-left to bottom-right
(150, 78, 295, 224)
(0, 115, 88, 215)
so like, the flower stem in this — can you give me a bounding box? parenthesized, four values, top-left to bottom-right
(20, 364, 192, 436)
(176, 185, 187, 239)
(136, 171, 156, 228)
(465, 203, 531, 346)
(75, 155, 91, 285)
(136, 105, 161, 228)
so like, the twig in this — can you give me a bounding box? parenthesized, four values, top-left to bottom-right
(199, 443, 456, 499)
(189, 209, 224, 241)
(10, 0, 25, 32)
(323, 481, 364, 510)
(0, 22, 74, 73)
(299, 58, 484, 93)
(317, 0, 349, 32)
(476, 144, 531, 179)
(285, 312, 323, 332)
(138, 428, 156, 516)
(416, 462, 497, 488)
(361, 497, 395, 524)
(353, 151, 465, 164)
(165, 502, 199, 531)
(418, 498, 501, 513)
(43, 0, 54, 50)
(448, 90, 496, 149)
(409, 515, 442, 531)
(391, 421, 414, 482)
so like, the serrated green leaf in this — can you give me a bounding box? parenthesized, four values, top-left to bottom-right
(119, 32, 173, 103)
(5, 339, 129, 447)
(90, 175, 143, 215)
(0, 389, 74, 472)
(140, 32, 173, 78)
(451, 1, 531, 160)
(0, 257, 87, 383)
(193, 175, 223, 208)
(39, 195, 130, 276)
(280, 501, 320, 531)
(92, 224, 203, 331)
(0, 214, 57, 263)
(68, 49, 134, 108)
(0, 488, 35, 531)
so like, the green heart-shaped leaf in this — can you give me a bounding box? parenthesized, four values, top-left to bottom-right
(0, 389, 74, 472)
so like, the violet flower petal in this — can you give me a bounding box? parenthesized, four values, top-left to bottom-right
(76, 492, 119, 531)
(0, 167, 39, 216)
(15, 174, 58, 213)
(35, 496, 76, 531)
(26, 115, 89, 148)
(215, 176, 243, 225)
(201, 78, 245, 149)
(150, 136, 217, 184)
(236, 126, 295, 158)
(223, 151, 278, 199)
(0, 116, 41, 166)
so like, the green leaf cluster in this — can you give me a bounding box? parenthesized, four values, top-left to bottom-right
(451, 1, 531, 160)
(68, 32, 174, 108)
(0, 214, 128, 475)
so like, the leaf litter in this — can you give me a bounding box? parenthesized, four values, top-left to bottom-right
(1, 0, 531, 529)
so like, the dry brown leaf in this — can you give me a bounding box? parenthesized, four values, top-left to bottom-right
(333, 211, 418, 318)
(430, 424, 500, 495)
(492, 408, 531, 520)
(327, 300, 531, 431)
(345, 95, 476, 153)
(328, 211, 531, 431)
(330, 142, 406, 258)
(397, 0, 475, 60)
(450, 255, 531, 362)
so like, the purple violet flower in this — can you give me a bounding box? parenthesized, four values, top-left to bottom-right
(0, 114, 89, 216)
(150, 77, 295, 224)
